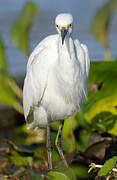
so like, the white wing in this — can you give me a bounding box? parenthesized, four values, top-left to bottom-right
(81, 43, 90, 77)
(23, 40, 52, 123)
(74, 39, 90, 78)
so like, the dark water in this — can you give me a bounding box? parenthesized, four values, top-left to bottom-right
(0, 0, 117, 76)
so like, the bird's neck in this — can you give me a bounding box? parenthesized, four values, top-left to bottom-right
(58, 35, 71, 59)
(57, 34, 75, 65)
(58, 35, 73, 62)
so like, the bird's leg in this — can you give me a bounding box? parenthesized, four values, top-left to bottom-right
(55, 120, 68, 168)
(46, 121, 52, 170)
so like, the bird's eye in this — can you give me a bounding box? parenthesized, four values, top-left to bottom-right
(69, 24, 72, 28)
(56, 24, 59, 28)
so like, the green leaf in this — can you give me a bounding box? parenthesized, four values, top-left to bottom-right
(10, 2, 39, 56)
(91, 112, 117, 132)
(47, 171, 71, 180)
(85, 94, 117, 124)
(9, 149, 33, 167)
(88, 61, 117, 98)
(77, 129, 91, 151)
(0, 71, 23, 113)
(0, 37, 23, 114)
(27, 170, 43, 180)
(92, 0, 117, 47)
(91, 0, 117, 59)
(79, 61, 117, 135)
(71, 164, 90, 179)
(51, 113, 79, 153)
(63, 113, 78, 137)
(88, 166, 94, 174)
(47, 169, 77, 180)
(98, 156, 117, 176)
(0, 71, 15, 105)
(0, 37, 8, 72)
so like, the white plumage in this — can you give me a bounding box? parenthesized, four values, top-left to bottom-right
(23, 13, 90, 130)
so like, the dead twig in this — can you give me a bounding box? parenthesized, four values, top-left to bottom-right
(8, 170, 30, 180)
(3, 138, 24, 152)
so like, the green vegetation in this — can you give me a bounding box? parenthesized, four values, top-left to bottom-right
(80, 61, 117, 135)
(0, 38, 8, 72)
(0, 36, 23, 113)
(1, 59, 117, 179)
(98, 156, 117, 176)
(10, 2, 39, 56)
(0, 1, 117, 179)
(0, 1, 39, 112)
(91, 0, 117, 60)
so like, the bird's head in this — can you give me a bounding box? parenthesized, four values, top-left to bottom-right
(55, 13, 73, 45)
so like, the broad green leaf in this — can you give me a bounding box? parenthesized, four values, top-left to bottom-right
(0, 71, 15, 105)
(0, 71, 23, 114)
(98, 156, 117, 176)
(27, 170, 43, 180)
(51, 121, 59, 131)
(91, 112, 117, 132)
(52, 149, 60, 161)
(84, 94, 117, 123)
(77, 129, 91, 151)
(0, 36, 23, 114)
(47, 171, 70, 180)
(9, 149, 33, 167)
(88, 61, 117, 98)
(71, 164, 90, 179)
(51, 113, 78, 137)
(91, 0, 117, 59)
(47, 168, 77, 180)
(91, 0, 117, 47)
(0, 37, 8, 72)
(62, 112, 78, 137)
(78, 61, 117, 135)
(51, 113, 78, 153)
(10, 2, 39, 56)
(109, 121, 117, 135)
(62, 136, 75, 153)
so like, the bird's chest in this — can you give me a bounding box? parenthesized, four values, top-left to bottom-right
(56, 61, 75, 85)
(53, 55, 79, 103)
(56, 49, 78, 86)
(45, 41, 80, 106)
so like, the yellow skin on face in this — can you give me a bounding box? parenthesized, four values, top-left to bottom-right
(56, 23, 72, 30)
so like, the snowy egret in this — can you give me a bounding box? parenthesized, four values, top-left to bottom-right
(23, 13, 90, 169)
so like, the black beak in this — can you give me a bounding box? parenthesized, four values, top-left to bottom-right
(61, 27, 68, 45)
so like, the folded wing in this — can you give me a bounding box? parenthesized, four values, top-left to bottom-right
(74, 39, 90, 79)
(23, 42, 51, 126)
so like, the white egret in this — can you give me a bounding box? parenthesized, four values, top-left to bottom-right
(23, 13, 90, 169)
